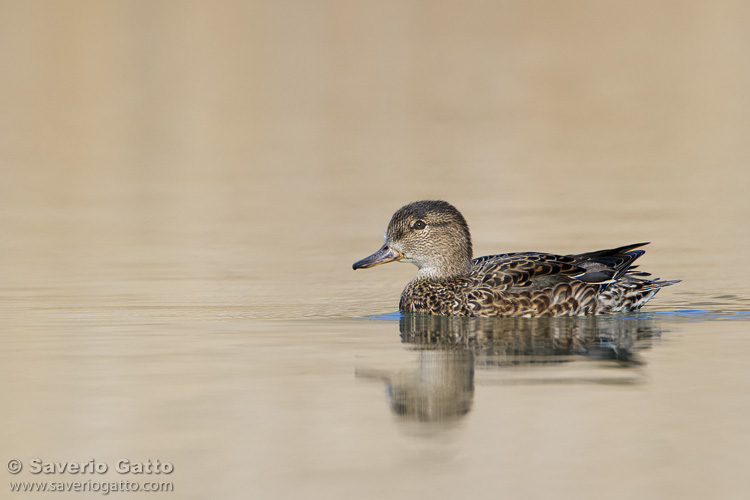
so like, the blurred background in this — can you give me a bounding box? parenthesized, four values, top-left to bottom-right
(1, 1, 749, 499)
(1, 0, 748, 318)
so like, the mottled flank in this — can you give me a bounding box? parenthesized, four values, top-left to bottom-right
(353, 200, 679, 317)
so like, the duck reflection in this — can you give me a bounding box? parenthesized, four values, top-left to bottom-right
(357, 313, 663, 425)
(365, 348, 476, 424)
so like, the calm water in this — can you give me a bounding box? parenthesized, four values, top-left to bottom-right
(2, 1, 750, 499)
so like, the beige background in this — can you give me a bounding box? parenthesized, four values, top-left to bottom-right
(1, 1, 749, 499)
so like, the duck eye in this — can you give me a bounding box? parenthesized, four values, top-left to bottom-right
(412, 220, 426, 230)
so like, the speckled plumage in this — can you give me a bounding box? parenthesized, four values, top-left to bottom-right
(353, 200, 679, 317)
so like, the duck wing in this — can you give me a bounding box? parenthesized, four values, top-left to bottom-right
(470, 242, 650, 290)
(569, 242, 650, 283)
(470, 252, 583, 289)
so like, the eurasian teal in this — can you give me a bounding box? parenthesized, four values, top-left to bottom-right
(353, 200, 679, 317)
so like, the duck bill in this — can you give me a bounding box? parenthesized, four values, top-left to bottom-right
(352, 244, 404, 270)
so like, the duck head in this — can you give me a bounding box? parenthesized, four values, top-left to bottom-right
(352, 200, 473, 279)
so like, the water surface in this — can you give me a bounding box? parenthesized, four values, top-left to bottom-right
(1, 1, 749, 499)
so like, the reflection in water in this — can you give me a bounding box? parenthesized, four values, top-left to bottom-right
(358, 314, 664, 427)
(360, 349, 475, 425)
(399, 313, 660, 365)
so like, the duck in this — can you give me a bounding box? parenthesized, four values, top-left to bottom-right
(352, 200, 679, 317)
